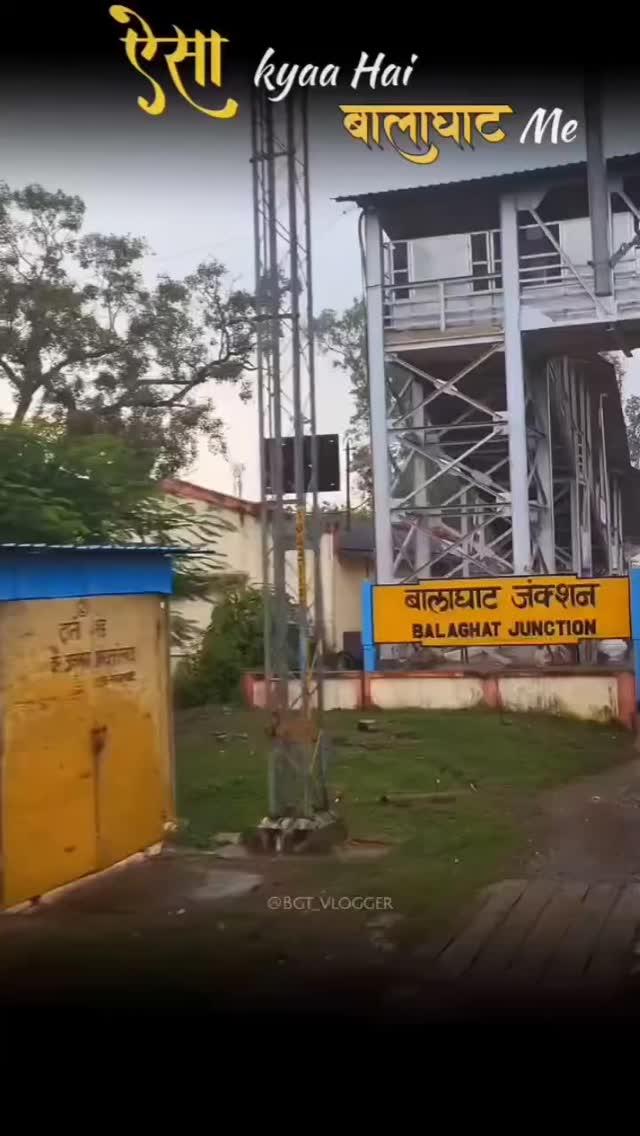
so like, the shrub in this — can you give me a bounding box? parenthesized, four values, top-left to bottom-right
(173, 584, 265, 707)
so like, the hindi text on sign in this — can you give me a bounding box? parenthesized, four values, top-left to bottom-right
(372, 575, 630, 647)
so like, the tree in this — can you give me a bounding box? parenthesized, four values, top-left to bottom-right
(173, 583, 268, 706)
(624, 394, 640, 468)
(0, 421, 239, 644)
(603, 350, 625, 395)
(314, 298, 371, 500)
(605, 352, 640, 468)
(0, 183, 256, 476)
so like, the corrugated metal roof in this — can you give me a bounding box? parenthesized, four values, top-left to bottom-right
(0, 543, 215, 555)
(335, 152, 640, 207)
(338, 524, 375, 557)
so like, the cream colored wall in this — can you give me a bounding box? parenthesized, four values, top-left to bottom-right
(317, 532, 370, 654)
(283, 534, 369, 654)
(250, 675, 361, 711)
(498, 675, 619, 723)
(166, 494, 264, 657)
(169, 502, 370, 662)
(333, 555, 370, 651)
(370, 674, 485, 711)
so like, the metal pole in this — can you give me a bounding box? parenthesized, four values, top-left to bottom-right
(251, 93, 273, 710)
(598, 393, 612, 574)
(412, 379, 431, 579)
(345, 441, 352, 531)
(265, 98, 289, 709)
(251, 89, 333, 832)
(529, 368, 555, 572)
(286, 99, 309, 713)
(585, 75, 613, 297)
(302, 93, 325, 716)
(499, 193, 531, 575)
(364, 209, 394, 584)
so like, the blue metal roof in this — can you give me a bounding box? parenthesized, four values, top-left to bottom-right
(0, 544, 219, 600)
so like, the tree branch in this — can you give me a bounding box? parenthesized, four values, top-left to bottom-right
(0, 356, 20, 384)
(43, 343, 121, 381)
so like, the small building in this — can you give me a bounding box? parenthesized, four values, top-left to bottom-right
(283, 518, 374, 664)
(0, 544, 181, 910)
(163, 478, 374, 664)
(162, 478, 264, 665)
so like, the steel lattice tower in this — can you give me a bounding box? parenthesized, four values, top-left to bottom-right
(251, 90, 330, 827)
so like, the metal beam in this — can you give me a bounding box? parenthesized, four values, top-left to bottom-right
(584, 75, 613, 297)
(527, 205, 608, 316)
(411, 381, 431, 578)
(500, 193, 532, 574)
(364, 210, 394, 583)
(528, 370, 555, 572)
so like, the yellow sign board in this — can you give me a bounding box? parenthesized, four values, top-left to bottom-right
(372, 576, 631, 648)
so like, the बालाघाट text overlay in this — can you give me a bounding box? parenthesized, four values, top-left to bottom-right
(109, 10, 581, 164)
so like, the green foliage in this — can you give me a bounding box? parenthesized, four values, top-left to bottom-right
(624, 393, 640, 468)
(0, 421, 232, 645)
(0, 182, 259, 648)
(599, 353, 640, 470)
(173, 584, 266, 708)
(0, 182, 256, 474)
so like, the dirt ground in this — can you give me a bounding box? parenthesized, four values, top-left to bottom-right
(2, 750, 640, 1021)
(528, 756, 640, 882)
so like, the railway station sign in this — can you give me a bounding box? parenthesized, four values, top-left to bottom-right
(371, 575, 631, 648)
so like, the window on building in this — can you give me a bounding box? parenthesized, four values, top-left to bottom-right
(492, 232, 502, 287)
(390, 240, 410, 300)
(470, 231, 502, 292)
(471, 223, 563, 291)
(518, 222, 562, 286)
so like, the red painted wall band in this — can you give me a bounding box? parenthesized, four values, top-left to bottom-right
(482, 675, 502, 711)
(243, 670, 636, 729)
(616, 671, 636, 731)
(241, 672, 255, 707)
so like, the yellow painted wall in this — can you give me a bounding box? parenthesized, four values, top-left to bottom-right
(0, 594, 173, 908)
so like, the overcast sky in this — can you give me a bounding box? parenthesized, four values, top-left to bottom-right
(1, 70, 640, 498)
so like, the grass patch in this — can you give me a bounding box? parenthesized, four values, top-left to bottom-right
(175, 706, 634, 939)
